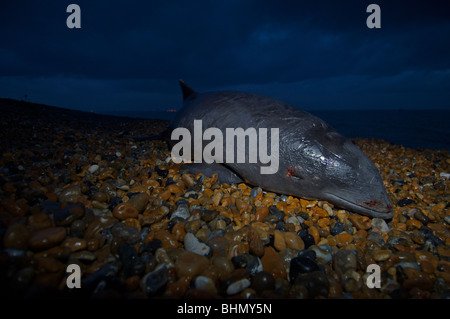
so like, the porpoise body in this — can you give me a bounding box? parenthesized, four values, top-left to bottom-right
(170, 80, 393, 219)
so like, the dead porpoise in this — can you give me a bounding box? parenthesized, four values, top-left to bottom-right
(169, 80, 393, 219)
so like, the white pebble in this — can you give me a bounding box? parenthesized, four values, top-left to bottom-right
(170, 206, 190, 220)
(371, 218, 390, 233)
(194, 276, 217, 294)
(184, 233, 210, 256)
(286, 216, 301, 225)
(440, 172, 450, 180)
(88, 164, 99, 173)
(226, 278, 250, 295)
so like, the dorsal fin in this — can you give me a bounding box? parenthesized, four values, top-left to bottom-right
(179, 79, 197, 100)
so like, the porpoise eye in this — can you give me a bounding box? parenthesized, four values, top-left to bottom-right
(286, 167, 303, 180)
(286, 167, 295, 177)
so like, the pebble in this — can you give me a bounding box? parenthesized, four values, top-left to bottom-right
(207, 236, 229, 257)
(333, 249, 357, 276)
(371, 218, 390, 233)
(175, 251, 210, 278)
(309, 245, 333, 264)
(28, 227, 66, 250)
(127, 193, 150, 213)
(27, 213, 53, 229)
(330, 221, 344, 235)
(2, 199, 28, 216)
(444, 215, 450, 225)
(153, 230, 180, 250)
(154, 248, 173, 268)
(184, 219, 202, 234)
(170, 205, 190, 221)
(201, 210, 219, 222)
(440, 172, 450, 179)
(228, 241, 249, 259)
(111, 222, 140, 244)
(58, 186, 83, 203)
(261, 246, 286, 280)
(251, 271, 275, 294)
(194, 275, 217, 294)
(212, 256, 234, 278)
(366, 231, 386, 245)
(348, 214, 371, 230)
(62, 237, 87, 252)
(437, 246, 450, 261)
(231, 253, 263, 275)
(255, 206, 269, 222)
(279, 248, 298, 273)
(283, 232, 305, 251)
(71, 250, 97, 262)
(373, 249, 392, 262)
(299, 232, 315, 249)
(113, 202, 139, 220)
(184, 232, 210, 256)
(289, 256, 322, 282)
(226, 278, 251, 295)
(291, 271, 329, 299)
(269, 206, 285, 220)
(397, 198, 416, 207)
(141, 264, 168, 296)
(335, 233, 353, 247)
(286, 216, 302, 226)
(195, 226, 211, 243)
(54, 202, 85, 226)
(88, 164, 99, 173)
(3, 223, 31, 250)
(396, 261, 421, 271)
(274, 229, 286, 251)
(164, 275, 191, 298)
(248, 229, 264, 257)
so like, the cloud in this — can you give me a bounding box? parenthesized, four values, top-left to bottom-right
(0, 0, 449, 111)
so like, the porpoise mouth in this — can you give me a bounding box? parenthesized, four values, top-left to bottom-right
(325, 193, 394, 219)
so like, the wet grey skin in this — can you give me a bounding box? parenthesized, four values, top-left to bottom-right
(170, 80, 394, 219)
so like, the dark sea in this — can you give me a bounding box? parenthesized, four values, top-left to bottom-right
(105, 109, 450, 151)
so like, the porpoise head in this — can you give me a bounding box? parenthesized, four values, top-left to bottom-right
(279, 119, 394, 219)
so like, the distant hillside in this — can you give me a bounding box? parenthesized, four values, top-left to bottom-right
(0, 98, 169, 143)
(0, 98, 138, 121)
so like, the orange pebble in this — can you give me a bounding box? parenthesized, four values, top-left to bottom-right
(113, 202, 138, 220)
(406, 219, 423, 230)
(308, 226, 320, 244)
(159, 189, 171, 201)
(317, 218, 331, 229)
(203, 188, 214, 197)
(255, 206, 269, 222)
(335, 233, 353, 247)
(262, 197, 274, 207)
(312, 207, 329, 219)
(300, 199, 309, 209)
(253, 192, 263, 201)
(238, 183, 247, 190)
(276, 201, 287, 212)
(167, 184, 182, 194)
(123, 218, 141, 231)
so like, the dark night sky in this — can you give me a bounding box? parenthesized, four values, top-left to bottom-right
(0, 0, 449, 114)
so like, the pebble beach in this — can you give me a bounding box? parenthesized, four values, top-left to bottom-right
(1, 98, 449, 299)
